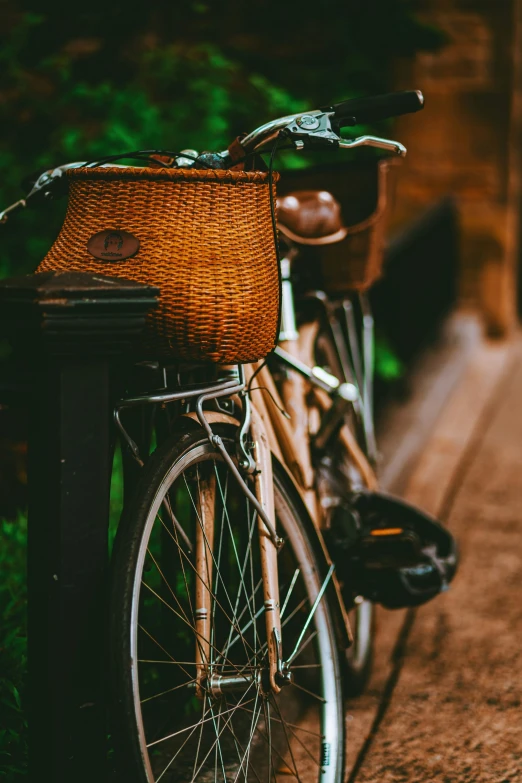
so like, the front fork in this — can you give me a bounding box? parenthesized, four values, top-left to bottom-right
(193, 388, 283, 696)
(194, 473, 215, 698)
(250, 407, 284, 693)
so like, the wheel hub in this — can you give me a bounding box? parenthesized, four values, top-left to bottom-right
(202, 666, 293, 698)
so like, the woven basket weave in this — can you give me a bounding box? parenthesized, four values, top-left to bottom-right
(317, 160, 393, 292)
(37, 167, 280, 363)
(321, 161, 389, 295)
(278, 158, 396, 293)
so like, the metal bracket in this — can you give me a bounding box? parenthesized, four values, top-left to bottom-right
(114, 371, 282, 548)
(283, 112, 339, 149)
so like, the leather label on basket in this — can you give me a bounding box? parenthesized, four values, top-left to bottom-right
(87, 229, 140, 261)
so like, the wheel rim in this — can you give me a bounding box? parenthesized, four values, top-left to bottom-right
(127, 441, 343, 783)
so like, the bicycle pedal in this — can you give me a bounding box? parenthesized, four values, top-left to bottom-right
(357, 527, 423, 569)
(324, 491, 458, 609)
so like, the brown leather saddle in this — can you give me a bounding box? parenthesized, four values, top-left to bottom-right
(277, 190, 347, 246)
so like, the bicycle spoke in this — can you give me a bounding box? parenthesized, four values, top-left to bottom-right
(189, 684, 257, 781)
(280, 568, 300, 618)
(191, 692, 208, 782)
(209, 699, 230, 783)
(289, 679, 326, 704)
(220, 604, 265, 661)
(138, 624, 192, 681)
(160, 492, 196, 629)
(155, 698, 216, 782)
(147, 693, 256, 748)
(271, 696, 304, 781)
(231, 689, 263, 783)
(157, 514, 259, 666)
(214, 465, 263, 654)
(221, 500, 260, 664)
(141, 581, 248, 677)
(216, 696, 265, 783)
(146, 543, 210, 676)
(146, 547, 192, 626)
(138, 659, 198, 665)
(141, 678, 198, 704)
(281, 596, 308, 629)
(234, 704, 325, 739)
(288, 664, 322, 670)
(183, 472, 257, 664)
(160, 492, 193, 554)
(285, 565, 334, 665)
(261, 697, 297, 783)
(272, 696, 320, 771)
(286, 630, 318, 666)
(253, 595, 308, 662)
(218, 577, 264, 660)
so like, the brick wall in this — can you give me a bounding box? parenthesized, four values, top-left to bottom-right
(390, 0, 522, 335)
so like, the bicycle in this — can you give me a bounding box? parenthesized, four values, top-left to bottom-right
(1, 89, 457, 783)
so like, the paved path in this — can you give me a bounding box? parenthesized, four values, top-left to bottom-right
(345, 337, 522, 782)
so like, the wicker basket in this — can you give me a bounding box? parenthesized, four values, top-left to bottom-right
(278, 158, 397, 292)
(37, 167, 280, 363)
(318, 160, 393, 292)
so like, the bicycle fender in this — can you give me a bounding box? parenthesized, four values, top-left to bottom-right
(181, 411, 240, 427)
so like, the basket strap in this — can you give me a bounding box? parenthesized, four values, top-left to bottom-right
(149, 153, 176, 167)
(228, 135, 247, 170)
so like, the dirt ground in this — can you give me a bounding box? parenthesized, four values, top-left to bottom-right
(345, 338, 522, 783)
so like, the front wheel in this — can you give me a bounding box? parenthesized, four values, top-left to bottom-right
(110, 424, 345, 783)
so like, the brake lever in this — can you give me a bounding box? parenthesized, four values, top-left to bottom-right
(281, 114, 407, 158)
(0, 199, 28, 225)
(0, 173, 58, 225)
(339, 136, 407, 157)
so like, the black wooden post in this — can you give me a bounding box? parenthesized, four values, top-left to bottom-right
(0, 271, 158, 782)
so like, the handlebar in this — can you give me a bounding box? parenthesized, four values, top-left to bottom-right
(224, 89, 423, 157)
(238, 113, 319, 153)
(234, 111, 409, 158)
(0, 89, 423, 224)
(324, 90, 424, 127)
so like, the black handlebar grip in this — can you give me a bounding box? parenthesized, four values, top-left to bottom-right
(324, 90, 424, 126)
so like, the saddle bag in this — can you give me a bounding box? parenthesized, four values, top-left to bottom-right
(37, 167, 280, 363)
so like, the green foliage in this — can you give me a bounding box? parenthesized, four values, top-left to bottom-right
(375, 332, 405, 380)
(0, 514, 27, 778)
(109, 444, 124, 552)
(0, 0, 444, 278)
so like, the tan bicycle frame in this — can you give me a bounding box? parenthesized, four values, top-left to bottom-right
(188, 318, 377, 692)
(194, 473, 215, 697)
